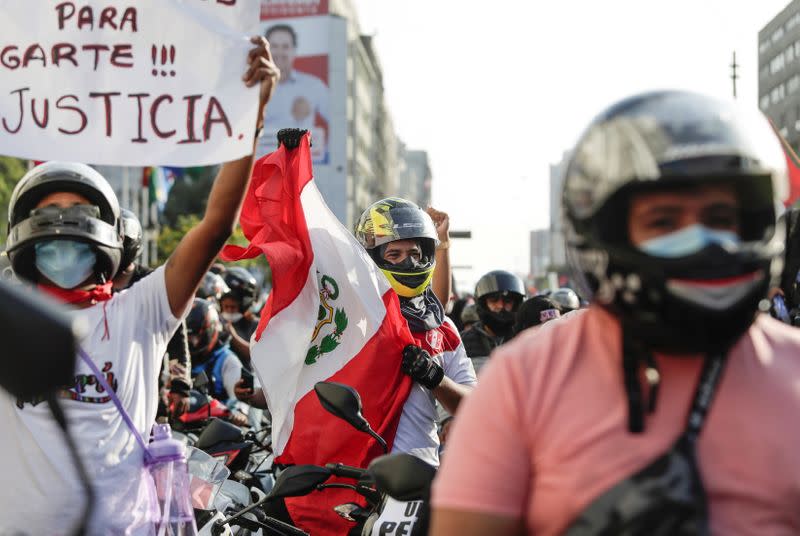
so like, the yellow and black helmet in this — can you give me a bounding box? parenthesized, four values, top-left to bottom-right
(356, 197, 439, 298)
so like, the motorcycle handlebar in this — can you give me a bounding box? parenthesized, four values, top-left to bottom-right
(325, 462, 366, 480)
(254, 509, 310, 536)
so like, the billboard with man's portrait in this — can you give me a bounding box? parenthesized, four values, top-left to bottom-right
(259, 1, 330, 164)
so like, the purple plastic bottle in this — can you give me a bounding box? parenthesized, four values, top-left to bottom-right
(148, 423, 198, 536)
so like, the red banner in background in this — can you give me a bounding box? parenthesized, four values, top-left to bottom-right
(260, 0, 329, 20)
(777, 133, 800, 208)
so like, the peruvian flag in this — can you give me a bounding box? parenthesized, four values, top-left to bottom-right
(221, 133, 415, 534)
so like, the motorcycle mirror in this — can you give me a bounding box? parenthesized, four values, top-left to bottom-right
(0, 279, 83, 399)
(194, 418, 244, 450)
(367, 454, 437, 501)
(314, 382, 369, 431)
(314, 381, 389, 453)
(268, 465, 331, 499)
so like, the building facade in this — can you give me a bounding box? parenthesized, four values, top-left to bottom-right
(100, 0, 432, 265)
(328, 0, 429, 227)
(529, 229, 551, 280)
(398, 146, 432, 209)
(759, 0, 800, 148)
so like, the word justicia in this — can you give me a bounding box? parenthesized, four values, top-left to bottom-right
(1, 87, 236, 143)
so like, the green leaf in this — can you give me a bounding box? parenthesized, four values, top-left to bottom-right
(334, 308, 348, 333)
(305, 345, 320, 365)
(0, 157, 29, 242)
(318, 305, 327, 321)
(319, 334, 339, 354)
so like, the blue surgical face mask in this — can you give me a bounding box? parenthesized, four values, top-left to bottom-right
(35, 240, 97, 289)
(637, 224, 740, 258)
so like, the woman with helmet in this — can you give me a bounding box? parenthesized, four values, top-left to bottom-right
(0, 38, 278, 535)
(220, 266, 261, 365)
(186, 298, 245, 405)
(432, 91, 800, 534)
(112, 208, 192, 419)
(355, 197, 476, 467)
(461, 269, 526, 372)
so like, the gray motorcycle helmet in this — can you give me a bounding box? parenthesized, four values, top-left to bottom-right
(6, 162, 123, 283)
(550, 288, 581, 312)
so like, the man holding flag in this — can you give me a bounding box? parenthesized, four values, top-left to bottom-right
(224, 132, 475, 534)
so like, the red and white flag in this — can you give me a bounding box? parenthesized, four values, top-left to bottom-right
(221, 134, 414, 534)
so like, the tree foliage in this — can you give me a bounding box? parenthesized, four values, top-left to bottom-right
(156, 214, 200, 262)
(161, 166, 218, 227)
(0, 157, 28, 241)
(156, 213, 271, 285)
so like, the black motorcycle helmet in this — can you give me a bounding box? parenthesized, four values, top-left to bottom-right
(119, 208, 143, 271)
(512, 295, 562, 335)
(563, 90, 787, 355)
(355, 197, 439, 298)
(197, 272, 230, 303)
(222, 266, 258, 312)
(474, 270, 526, 337)
(186, 298, 222, 362)
(6, 162, 123, 284)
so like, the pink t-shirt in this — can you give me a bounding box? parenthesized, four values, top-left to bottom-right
(432, 307, 800, 535)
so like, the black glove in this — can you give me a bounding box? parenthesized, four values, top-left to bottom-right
(402, 345, 444, 390)
(277, 128, 311, 150)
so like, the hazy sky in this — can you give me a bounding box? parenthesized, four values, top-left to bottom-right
(354, 0, 791, 292)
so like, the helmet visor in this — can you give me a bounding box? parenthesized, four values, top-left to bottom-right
(7, 205, 120, 253)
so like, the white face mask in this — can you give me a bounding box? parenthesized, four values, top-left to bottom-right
(221, 312, 243, 323)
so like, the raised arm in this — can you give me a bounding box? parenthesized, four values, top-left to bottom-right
(165, 37, 279, 317)
(427, 207, 452, 307)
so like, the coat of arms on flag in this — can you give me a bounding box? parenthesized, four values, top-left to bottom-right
(306, 273, 348, 365)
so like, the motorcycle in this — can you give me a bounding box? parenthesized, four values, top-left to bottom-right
(172, 372, 251, 433)
(216, 381, 436, 535)
(170, 371, 276, 493)
(187, 440, 284, 536)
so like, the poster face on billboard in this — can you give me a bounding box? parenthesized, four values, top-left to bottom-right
(259, 4, 330, 164)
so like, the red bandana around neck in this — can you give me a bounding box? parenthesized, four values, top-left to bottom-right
(38, 281, 114, 305)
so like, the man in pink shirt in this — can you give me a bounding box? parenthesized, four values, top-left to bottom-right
(431, 90, 800, 535)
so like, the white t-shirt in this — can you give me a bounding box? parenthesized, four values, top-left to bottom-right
(392, 318, 477, 467)
(0, 266, 181, 535)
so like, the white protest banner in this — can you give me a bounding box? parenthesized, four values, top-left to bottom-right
(0, 0, 261, 166)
